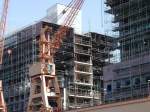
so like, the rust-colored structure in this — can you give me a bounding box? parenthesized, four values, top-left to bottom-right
(0, 80, 7, 112)
(27, 27, 61, 112)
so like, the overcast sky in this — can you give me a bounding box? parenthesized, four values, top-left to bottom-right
(1, 0, 113, 35)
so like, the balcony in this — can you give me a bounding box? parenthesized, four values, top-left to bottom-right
(69, 88, 93, 98)
(75, 49, 91, 55)
(75, 80, 92, 86)
(75, 64, 92, 74)
(75, 38, 91, 46)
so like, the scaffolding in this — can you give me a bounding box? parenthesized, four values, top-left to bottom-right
(104, 0, 150, 104)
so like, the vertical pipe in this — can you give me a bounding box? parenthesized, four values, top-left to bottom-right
(63, 87, 67, 110)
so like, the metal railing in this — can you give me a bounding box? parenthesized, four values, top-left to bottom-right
(75, 39, 91, 46)
(75, 49, 91, 55)
(69, 88, 92, 97)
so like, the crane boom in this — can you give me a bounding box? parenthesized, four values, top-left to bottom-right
(0, 0, 9, 64)
(0, 0, 9, 111)
(52, 0, 84, 47)
(48, 0, 84, 62)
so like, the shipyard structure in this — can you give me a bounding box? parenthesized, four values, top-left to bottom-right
(104, 0, 150, 103)
(0, 5, 113, 112)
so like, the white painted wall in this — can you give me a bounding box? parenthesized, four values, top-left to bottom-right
(43, 4, 82, 34)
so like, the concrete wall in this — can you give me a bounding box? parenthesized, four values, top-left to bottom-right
(66, 98, 150, 112)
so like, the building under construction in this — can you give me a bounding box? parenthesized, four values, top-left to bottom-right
(104, 0, 150, 103)
(0, 8, 113, 112)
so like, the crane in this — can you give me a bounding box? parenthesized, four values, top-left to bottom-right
(27, 0, 84, 112)
(0, 0, 9, 112)
(0, 0, 9, 64)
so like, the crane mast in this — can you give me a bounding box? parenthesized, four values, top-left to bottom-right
(0, 0, 9, 112)
(27, 0, 84, 112)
